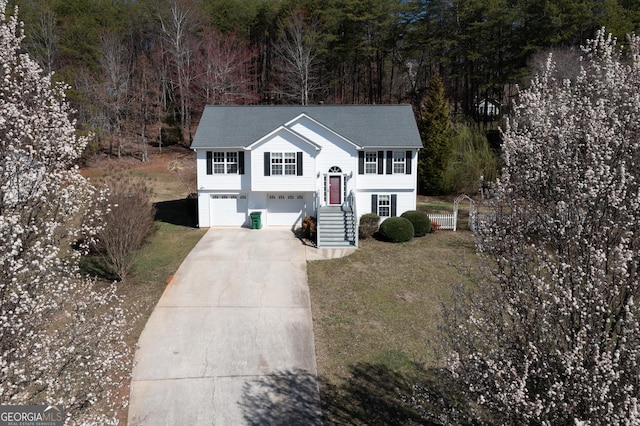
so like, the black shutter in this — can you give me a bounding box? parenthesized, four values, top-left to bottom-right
(371, 194, 378, 214)
(206, 151, 212, 175)
(297, 151, 303, 176)
(358, 151, 364, 174)
(386, 151, 393, 174)
(264, 152, 270, 176)
(405, 151, 412, 174)
(391, 194, 397, 216)
(377, 151, 384, 174)
(238, 151, 245, 175)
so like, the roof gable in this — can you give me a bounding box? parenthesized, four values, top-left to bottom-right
(191, 104, 422, 150)
(284, 113, 361, 149)
(247, 125, 322, 151)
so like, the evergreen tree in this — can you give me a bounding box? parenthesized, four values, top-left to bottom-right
(417, 75, 451, 195)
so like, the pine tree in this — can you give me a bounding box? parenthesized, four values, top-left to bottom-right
(417, 75, 452, 195)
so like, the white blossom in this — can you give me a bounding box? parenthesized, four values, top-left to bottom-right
(0, 2, 130, 423)
(443, 29, 640, 424)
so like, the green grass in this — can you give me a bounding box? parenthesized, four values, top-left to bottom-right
(308, 230, 477, 381)
(131, 222, 206, 286)
(308, 230, 480, 423)
(416, 198, 454, 213)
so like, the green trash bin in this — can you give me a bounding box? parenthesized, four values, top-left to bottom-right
(250, 211, 262, 229)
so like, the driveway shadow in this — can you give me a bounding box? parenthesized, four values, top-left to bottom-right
(319, 363, 424, 425)
(239, 369, 322, 425)
(238, 364, 480, 425)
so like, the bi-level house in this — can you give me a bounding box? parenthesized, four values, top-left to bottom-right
(190, 104, 423, 248)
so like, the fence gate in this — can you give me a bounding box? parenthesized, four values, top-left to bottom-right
(453, 195, 475, 232)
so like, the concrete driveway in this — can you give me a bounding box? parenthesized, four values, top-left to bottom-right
(128, 227, 330, 425)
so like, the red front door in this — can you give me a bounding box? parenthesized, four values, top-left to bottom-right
(329, 175, 341, 205)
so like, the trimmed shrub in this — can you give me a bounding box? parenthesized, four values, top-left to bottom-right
(379, 217, 414, 243)
(359, 213, 380, 239)
(401, 210, 432, 236)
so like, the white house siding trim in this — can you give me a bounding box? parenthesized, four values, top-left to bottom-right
(196, 149, 250, 192)
(353, 150, 419, 191)
(250, 130, 317, 192)
(247, 125, 322, 151)
(356, 189, 417, 221)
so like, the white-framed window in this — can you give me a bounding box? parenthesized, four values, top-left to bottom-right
(284, 152, 296, 175)
(271, 152, 283, 175)
(392, 151, 406, 174)
(365, 151, 377, 174)
(226, 152, 238, 173)
(378, 194, 391, 217)
(211, 152, 238, 174)
(271, 152, 297, 175)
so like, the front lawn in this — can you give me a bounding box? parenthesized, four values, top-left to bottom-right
(308, 229, 478, 423)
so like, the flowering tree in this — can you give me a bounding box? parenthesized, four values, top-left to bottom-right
(443, 29, 640, 424)
(0, 2, 129, 423)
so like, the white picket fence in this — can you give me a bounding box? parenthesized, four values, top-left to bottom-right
(428, 213, 456, 230)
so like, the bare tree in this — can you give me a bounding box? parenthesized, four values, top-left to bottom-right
(98, 30, 133, 157)
(24, 1, 58, 75)
(272, 9, 322, 105)
(159, 0, 200, 143)
(131, 49, 163, 162)
(194, 28, 258, 106)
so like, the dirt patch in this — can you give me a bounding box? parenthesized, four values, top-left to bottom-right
(81, 146, 196, 203)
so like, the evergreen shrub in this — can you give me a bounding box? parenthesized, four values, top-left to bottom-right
(400, 210, 432, 236)
(379, 217, 414, 243)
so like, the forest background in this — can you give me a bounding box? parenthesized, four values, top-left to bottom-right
(8, 0, 640, 164)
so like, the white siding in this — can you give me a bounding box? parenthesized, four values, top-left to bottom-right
(197, 192, 211, 227)
(289, 118, 360, 208)
(195, 149, 250, 191)
(353, 150, 419, 191)
(356, 190, 417, 219)
(250, 130, 316, 192)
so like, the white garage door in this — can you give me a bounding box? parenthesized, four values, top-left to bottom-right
(209, 194, 247, 226)
(267, 194, 306, 226)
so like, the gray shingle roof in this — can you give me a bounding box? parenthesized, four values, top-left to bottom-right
(190, 104, 422, 150)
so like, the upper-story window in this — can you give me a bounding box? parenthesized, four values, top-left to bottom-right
(214, 152, 238, 174)
(365, 151, 377, 174)
(265, 152, 303, 176)
(392, 151, 406, 174)
(359, 150, 412, 175)
(271, 152, 297, 175)
(206, 151, 244, 175)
